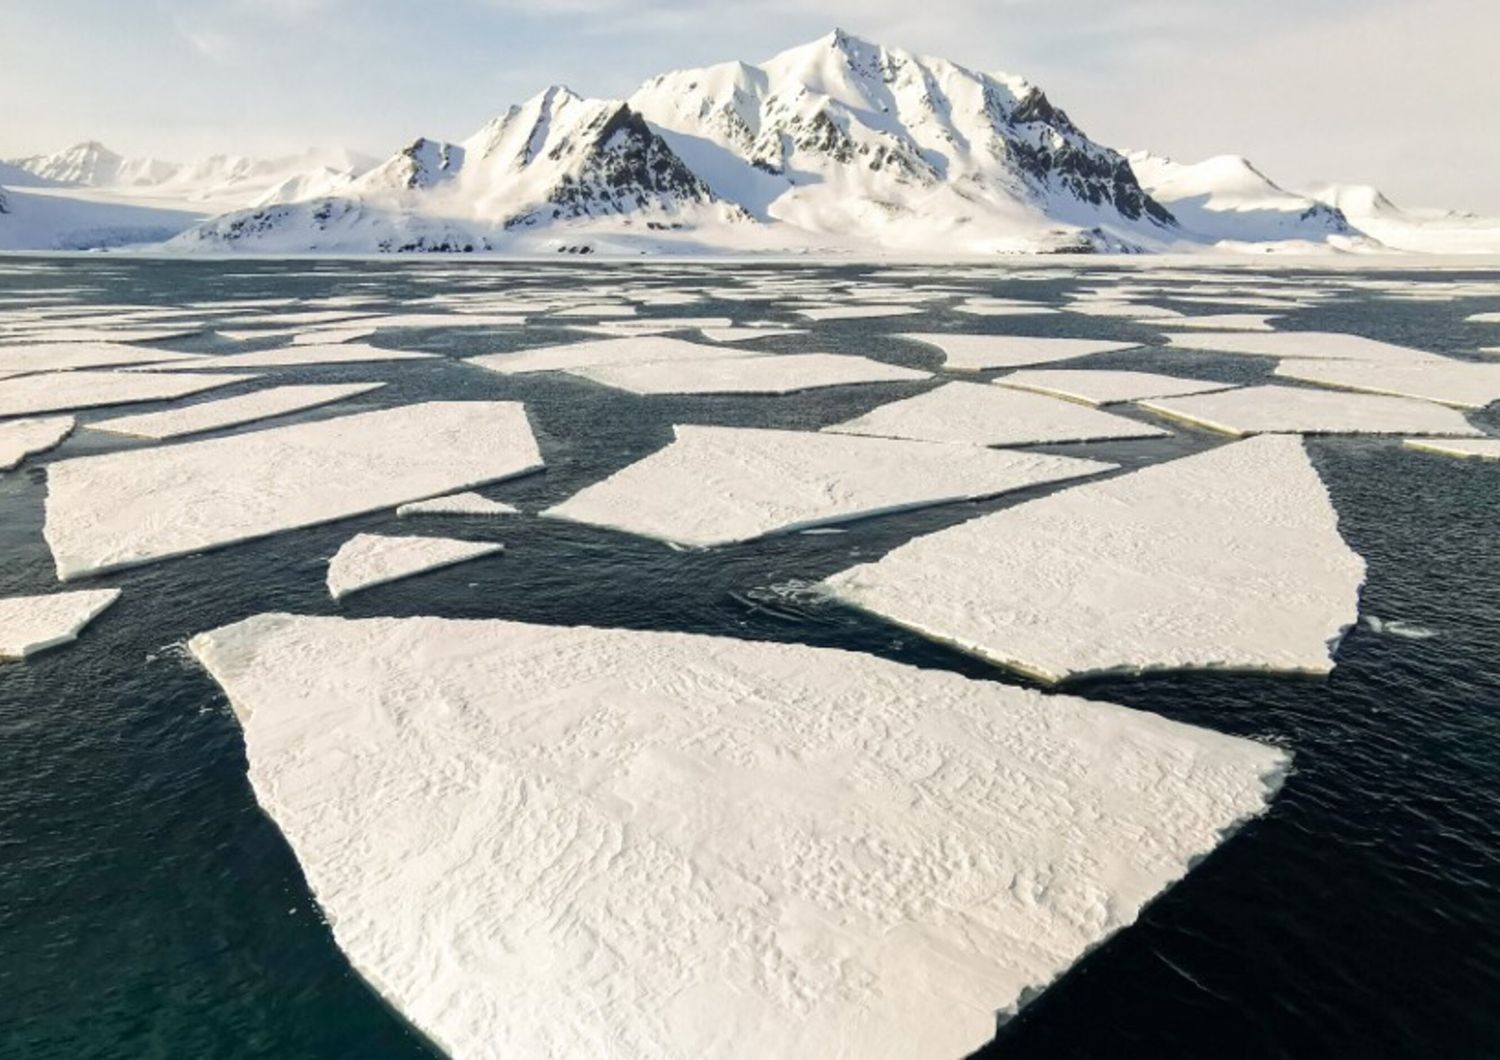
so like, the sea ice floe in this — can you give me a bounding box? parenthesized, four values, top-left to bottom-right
(1151, 314, 1281, 332)
(1065, 301, 1183, 319)
(1402, 437, 1500, 460)
(0, 588, 120, 660)
(825, 381, 1169, 446)
(551, 303, 637, 318)
(543, 425, 1111, 546)
(824, 435, 1365, 682)
(148, 344, 438, 371)
(698, 327, 805, 343)
(566, 353, 929, 396)
(326, 534, 504, 600)
(795, 305, 922, 321)
(952, 299, 1059, 316)
(1140, 385, 1481, 437)
(189, 610, 1287, 1060)
(0, 371, 256, 418)
(0, 416, 74, 471)
(996, 370, 1234, 406)
(467, 336, 749, 376)
(44, 401, 543, 580)
(902, 333, 1137, 371)
(290, 328, 377, 345)
(1466, 312, 1500, 323)
(397, 492, 519, 517)
(89, 383, 386, 440)
(0, 342, 197, 375)
(1164, 331, 1442, 363)
(1272, 358, 1500, 410)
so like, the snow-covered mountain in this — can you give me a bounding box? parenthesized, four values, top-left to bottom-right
(1302, 182, 1500, 255)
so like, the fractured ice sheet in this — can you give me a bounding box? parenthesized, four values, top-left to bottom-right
(0, 416, 74, 471)
(1164, 331, 1442, 363)
(566, 353, 929, 396)
(996, 370, 1234, 406)
(0, 371, 256, 418)
(88, 383, 385, 440)
(147, 344, 438, 371)
(467, 336, 749, 376)
(190, 611, 1287, 1060)
(825, 381, 1169, 446)
(795, 304, 922, 321)
(1273, 358, 1500, 410)
(824, 435, 1365, 682)
(44, 401, 543, 580)
(0, 342, 197, 375)
(1140, 385, 1481, 437)
(397, 492, 518, 517)
(544, 425, 1111, 546)
(0, 588, 120, 660)
(902, 333, 1137, 371)
(326, 533, 504, 600)
(1403, 437, 1500, 460)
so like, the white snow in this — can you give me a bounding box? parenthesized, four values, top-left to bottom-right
(0, 588, 120, 660)
(44, 401, 543, 580)
(825, 381, 1169, 446)
(1163, 332, 1443, 364)
(902, 333, 1137, 371)
(1272, 358, 1500, 410)
(543, 424, 1111, 546)
(997, 370, 1234, 406)
(148, 344, 437, 371)
(189, 610, 1287, 1059)
(1402, 437, 1500, 460)
(467, 336, 750, 376)
(0, 342, 197, 374)
(326, 533, 504, 600)
(1141, 385, 1481, 437)
(566, 353, 929, 395)
(0, 370, 255, 418)
(397, 492, 519, 517)
(89, 383, 385, 439)
(824, 435, 1365, 682)
(0, 415, 74, 471)
(795, 305, 922, 321)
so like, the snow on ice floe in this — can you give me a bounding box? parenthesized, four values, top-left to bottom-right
(0, 588, 120, 660)
(467, 336, 751, 376)
(794, 304, 922, 321)
(189, 610, 1287, 1060)
(543, 425, 1111, 546)
(825, 381, 1169, 447)
(44, 401, 542, 580)
(566, 353, 929, 396)
(1065, 301, 1183, 319)
(698, 327, 805, 343)
(902, 333, 1137, 371)
(0, 342, 198, 375)
(824, 435, 1365, 682)
(1140, 385, 1481, 437)
(0, 370, 255, 418)
(1164, 331, 1443, 363)
(1152, 314, 1281, 332)
(397, 492, 519, 517)
(1403, 437, 1500, 460)
(952, 298, 1059, 316)
(997, 370, 1234, 406)
(0, 416, 74, 471)
(1272, 358, 1500, 410)
(147, 343, 438, 371)
(90, 383, 386, 440)
(326, 534, 504, 600)
(290, 328, 377, 345)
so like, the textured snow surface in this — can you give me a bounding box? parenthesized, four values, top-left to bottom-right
(468, 336, 749, 376)
(1403, 437, 1500, 460)
(397, 492, 519, 517)
(544, 425, 1110, 546)
(0, 588, 120, 660)
(1141, 385, 1481, 437)
(1272, 358, 1500, 410)
(826, 381, 1169, 446)
(902, 334, 1137, 371)
(1164, 332, 1442, 364)
(825, 435, 1365, 682)
(189, 611, 1287, 1060)
(151, 344, 437, 371)
(997, 370, 1233, 406)
(0, 415, 74, 471)
(326, 533, 503, 600)
(0, 370, 255, 417)
(567, 353, 928, 395)
(89, 383, 384, 439)
(0, 342, 196, 374)
(44, 401, 542, 580)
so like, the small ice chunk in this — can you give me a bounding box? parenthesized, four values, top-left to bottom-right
(1141, 385, 1481, 437)
(1065, 302, 1183, 319)
(953, 299, 1059, 316)
(795, 305, 922, 321)
(566, 353, 929, 395)
(1361, 615, 1438, 640)
(0, 342, 197, 375)
(397, 492, 519, 517)
(551, 303, 637, 318)
(824, 435, 1365, 682)
(1466, 312, 1500, 323)
(0, 371, 256, 418)
(1152, 314, 1280, 332)
(1273, 358, 1500, 410)
(468, 336, 750, 376)
(902, 333, 1137, 371)
(326, 533, 503, 600)
(189, 611, 1287, 1060)
(0, 415, 74, 471)
(825, 381, 1169, 446)
(90, 383, 386, 440)
(1402, 437, 1500, 460)
(44, 401, 543, 580)
(290, 328, 377, 345)
(544, 425, 1112, 546)
(0, 588, 120, 660)
(698, 327, 806, 343)
(1164, 332, 1442, 363)
(998, 370, 1234, 406)
(147, 344, 438, 371)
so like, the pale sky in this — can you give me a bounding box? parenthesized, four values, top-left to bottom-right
(2, 0, 1496, 211)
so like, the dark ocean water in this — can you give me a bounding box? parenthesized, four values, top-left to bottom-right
(1, 258, 1498, 1059)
